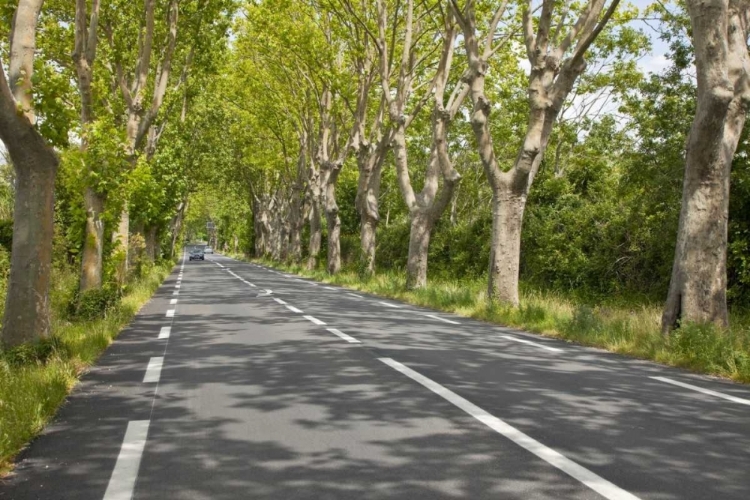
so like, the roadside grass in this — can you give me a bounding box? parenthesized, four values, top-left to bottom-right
(0, 262, 172, 476)
(244, 255, 750, 384)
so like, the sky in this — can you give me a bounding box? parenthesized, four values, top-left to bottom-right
(517, 0, 673, 77)
(629, 0, 672, 75)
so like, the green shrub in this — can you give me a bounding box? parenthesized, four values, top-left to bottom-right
(69, 286, 120, 321)
(670, 323, 733, 373)
(564, 305, 599, 337)
(0, 336, 66, 366)
(0, 219, 12, 253)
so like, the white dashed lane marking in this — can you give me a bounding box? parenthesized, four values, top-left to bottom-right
(327, 328, 360, 344)
(143, 357, 164, 383)
(303, 315, 325, 326)
(102, 420, 150, 500)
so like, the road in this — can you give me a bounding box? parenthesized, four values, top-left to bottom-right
(2, 253, 750, 499)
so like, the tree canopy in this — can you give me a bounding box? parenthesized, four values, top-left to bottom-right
(0, 0, 748, 348)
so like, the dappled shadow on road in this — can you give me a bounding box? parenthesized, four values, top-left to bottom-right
(193, 257, 750, 500)
(135, 304, 597, 500)
(4, 258, 750, 500)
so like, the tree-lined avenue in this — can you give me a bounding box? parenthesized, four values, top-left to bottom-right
(3, 254, 750, 499)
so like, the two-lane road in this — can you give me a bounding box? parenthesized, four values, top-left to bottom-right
(3, 253, 750, 499)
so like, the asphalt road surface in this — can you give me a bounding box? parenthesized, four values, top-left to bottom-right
(3, 253, 750, 500)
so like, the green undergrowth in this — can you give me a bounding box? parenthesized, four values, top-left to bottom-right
(0, 262, 172, 476)
(242, 254, 750, 384)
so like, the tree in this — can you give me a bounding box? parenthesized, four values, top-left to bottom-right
(662, 0, 750, 333)
(0, 0, 59, 347)
(376, 0, 462, 289)
(333, 0, 393, 274)
(74, 0, 104, 291)
(454, 0, 621, 304)
(104, 0, 179, 272)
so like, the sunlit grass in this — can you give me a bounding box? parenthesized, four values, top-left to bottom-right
(0, 263, 171, 475)
(249, 255, 750, 384)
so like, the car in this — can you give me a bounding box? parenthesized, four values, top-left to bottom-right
(189, 249, 204, 261)
(204, 246, 214, 254)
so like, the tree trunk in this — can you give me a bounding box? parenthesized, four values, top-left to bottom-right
(269, 198, 286, 261)
(170, 201, 185, 258)
(355, 142, 386, 274)
(308, 197, 322, 269)
(154, 231, 162, 261)
(288, 132, 307, 263)
(360, 213, 378, 273)
(253, 199, 267, 257)
(278, 213, 290, 261)
(113, 206, 129, 283)
(80, 187, 105, 291)
(487, 185, 527, 306)
(325, 166, 342, 274)
(144, 225, 157, 262)
(1, 145, 57, 347)
(406, 211, 433, 289)
(662, 0, 748, 333)
(288, 193, 304, 262)
(129, 222, 144, 271)
(0, 0, 58, 347)
(326, 209, 341, 274)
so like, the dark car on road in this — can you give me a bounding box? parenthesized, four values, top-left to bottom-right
(189, 248, 205, 261)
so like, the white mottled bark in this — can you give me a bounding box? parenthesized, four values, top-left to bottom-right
(0, 0, 58, 347)
(454, 0, 619, 304)
(663, 0, 749, 333)
(377, 1, 464, 288)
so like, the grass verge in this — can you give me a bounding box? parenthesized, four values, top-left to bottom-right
(0, 262, 172, 476)
(243, 255, 750, 384)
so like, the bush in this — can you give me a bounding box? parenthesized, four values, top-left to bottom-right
(0, 336, 65, 366)
(69, 286, 120, 321)
(0, 219, 12, 253)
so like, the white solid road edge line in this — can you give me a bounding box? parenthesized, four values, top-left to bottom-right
(102, 420, 150, 500)
(273, 298, 287, 305)
(501, 335, 563, 353)
(327, 328, 360, 343)
(143, 357, 164, 383)
(166, 309, 175, 318)
(303, 315, 326, 325)
(650, 376, 750, 406)
(286, 305, 303, 314)
(379, 358, 641, 500)
(158, 326, 171, 339)
(424, 314, 460, 325)
(346, 293, 363, 299)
